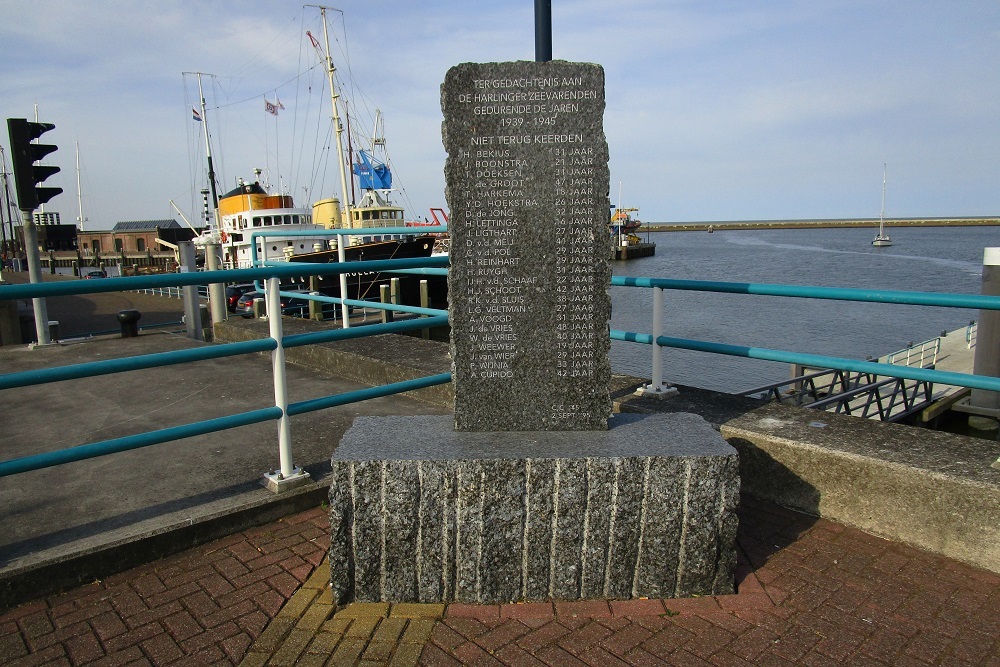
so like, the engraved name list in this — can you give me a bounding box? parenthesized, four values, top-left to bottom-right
(442, 61, 611, 432)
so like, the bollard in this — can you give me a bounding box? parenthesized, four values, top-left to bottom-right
(420, 279, 430, 339)
(971, 247, 1000, 413)
(117, 309, 142, 338)
(390, 277, 400, 307)
(380, 284, 393, 324)
(309, 276, 321, 320)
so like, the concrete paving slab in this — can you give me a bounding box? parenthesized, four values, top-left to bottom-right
(0, 327, 448, 606)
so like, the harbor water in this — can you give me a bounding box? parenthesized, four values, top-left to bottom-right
(610, 225, 997, 393)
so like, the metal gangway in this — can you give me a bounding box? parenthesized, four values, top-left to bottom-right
(739, 337, 943, 423)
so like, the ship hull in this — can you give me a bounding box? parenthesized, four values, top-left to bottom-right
(287, 236, 448, 309)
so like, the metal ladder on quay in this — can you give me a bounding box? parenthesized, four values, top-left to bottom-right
(739, 337, 944, 423)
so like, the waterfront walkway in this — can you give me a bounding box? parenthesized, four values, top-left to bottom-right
(1, 275, 998, 665)
(1, 496, 998, 666)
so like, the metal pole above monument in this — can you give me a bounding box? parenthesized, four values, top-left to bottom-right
(535, 0, 552, 62)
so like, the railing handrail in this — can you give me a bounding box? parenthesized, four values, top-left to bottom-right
(610, 329, 1000, 394)
(0, 255, 450, 301)
(3, 263, 998, 483)
(611, 275, 1000, 311)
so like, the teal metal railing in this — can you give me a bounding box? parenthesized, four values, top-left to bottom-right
(609, 275, 1000, 395)
(0, 256, 449, 480)
(2, 262, 999, 481)
(247, 225, 447, 325)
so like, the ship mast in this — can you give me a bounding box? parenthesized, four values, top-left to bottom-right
(187, 71, 220, 231)
(879, 162, 887, 234)
(0, 146, 16, 255)
(310, 4, 354, 326)
(315, 5, 353, 228)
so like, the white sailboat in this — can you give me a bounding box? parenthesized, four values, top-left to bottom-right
(872, 163, 892, 247)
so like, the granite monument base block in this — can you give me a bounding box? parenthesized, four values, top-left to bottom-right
(329, 413, 739, 605)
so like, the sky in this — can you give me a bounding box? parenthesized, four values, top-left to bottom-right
(2, 0, 999, 229)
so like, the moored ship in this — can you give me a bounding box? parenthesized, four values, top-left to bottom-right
(610, 206, 656, 260)
(188, 7, 447, 309)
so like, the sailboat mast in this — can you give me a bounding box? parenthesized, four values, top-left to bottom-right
(0, 147, 11, 253)
(75, 142, 86, 231)
(195, 72, 220, 226)
(879, 162, 887, 232)
(318, 6, 353, 227)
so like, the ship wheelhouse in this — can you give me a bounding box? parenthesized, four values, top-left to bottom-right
(216, 180, 329, 268)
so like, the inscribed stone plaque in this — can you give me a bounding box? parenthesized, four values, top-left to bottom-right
(442, 61, 612, 431)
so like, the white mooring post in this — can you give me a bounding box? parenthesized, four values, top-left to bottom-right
(637, 286, 678, 398)
(178, 241, 204, 342)
(970, 248, 1000, 421)
(262, 277, 311, 493)
(205, 242, 227, 329)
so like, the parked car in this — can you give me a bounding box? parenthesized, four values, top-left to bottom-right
(234, 289, 335, 319)
(84, 270, 108, 279)
(275, 290, 338, 319)
(234, 291, 264, 318)
(225, 283, 257, 312)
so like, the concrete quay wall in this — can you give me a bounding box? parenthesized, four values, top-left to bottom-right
(721, 403, 1000, 574)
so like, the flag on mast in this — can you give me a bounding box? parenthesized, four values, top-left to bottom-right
(192, 108, 202, 122)
(265, 95, 285, 116)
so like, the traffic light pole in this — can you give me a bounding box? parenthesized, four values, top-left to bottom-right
(7, 116, 61, 344)
(20, 207, 51, 345)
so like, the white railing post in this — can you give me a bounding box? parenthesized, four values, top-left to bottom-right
(636, 286, 678, 398)
(262, 276, 311, 493)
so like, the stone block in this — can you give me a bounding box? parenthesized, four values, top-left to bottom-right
(329, 412, 739, 604)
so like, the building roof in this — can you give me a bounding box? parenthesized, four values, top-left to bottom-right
(111, 219, 182, 232)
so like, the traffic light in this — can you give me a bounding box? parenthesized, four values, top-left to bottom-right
(6, 117, 62, 211)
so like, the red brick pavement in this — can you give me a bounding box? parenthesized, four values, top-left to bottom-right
(0, 507, 330, 666)
(1, 497, 999, 666)
(423, 496, 1000, 667)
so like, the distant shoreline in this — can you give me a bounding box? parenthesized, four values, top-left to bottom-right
(643, 217, 1000, 232)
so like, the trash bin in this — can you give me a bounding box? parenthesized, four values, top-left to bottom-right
(117, 309, 142, 338)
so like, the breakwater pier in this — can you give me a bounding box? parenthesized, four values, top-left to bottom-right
(645, 216, 999, 232)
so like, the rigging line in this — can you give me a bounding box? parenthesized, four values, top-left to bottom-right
(226, 8, 305, 80)
(208, 63, 324, 111)
(290, 10, 306, 196)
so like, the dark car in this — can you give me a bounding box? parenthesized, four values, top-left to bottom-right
(225, 283, 257, 312)
(84, 270, 108, 279)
